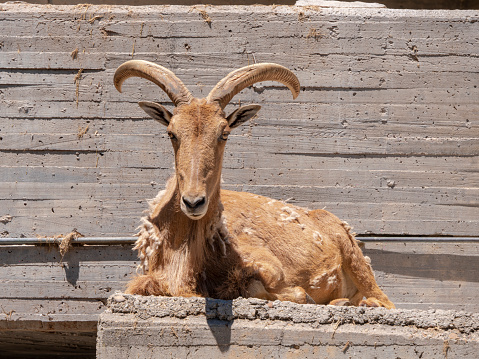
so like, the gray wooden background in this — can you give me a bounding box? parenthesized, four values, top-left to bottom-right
(1, 4, 477, 238)
(0, 5, 478, 356)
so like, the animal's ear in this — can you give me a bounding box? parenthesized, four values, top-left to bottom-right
(138, 101, 173, 126)
(226, 104, 262, 129)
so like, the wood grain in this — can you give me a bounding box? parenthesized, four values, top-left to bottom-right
(0, 4, 478, 238)
(0, 241, 477, 313)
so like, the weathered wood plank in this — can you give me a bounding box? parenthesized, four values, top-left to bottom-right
(3, 54, 478, 87)
(1, 149, 476, 172)
(2, 164, 477, 189)
(2, 89, 479, 117)
(0, 299, 106, 317)
(0, 242, 477, 311)
(363, 241, 479, 311)
(1, 130, 477, 156)
(2, 213, 476, 237)
(0, 245, 137, 299)
(0, 4, 478, 237)
(2, 103, 477, 134)
(1, 7, 477, 56)
(2, 201, 477, 237)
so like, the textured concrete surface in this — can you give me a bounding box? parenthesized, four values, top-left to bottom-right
(1, 3, 478, 357)
(16, 0, 479, 10)
(1, 3, 478, 238)
(97, 294, 479, 358)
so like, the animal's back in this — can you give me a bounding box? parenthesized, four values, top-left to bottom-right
(221, 188, 349, 254)
(220, 189, 360, 304)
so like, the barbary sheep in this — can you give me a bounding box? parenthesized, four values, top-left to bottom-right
(114, 60, 394, 308)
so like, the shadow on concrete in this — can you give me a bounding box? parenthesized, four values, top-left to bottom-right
(62, 251, 80, 287)
(205, 298, 233, 353)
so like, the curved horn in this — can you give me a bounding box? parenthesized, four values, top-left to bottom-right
(114, 60, 193, 107)
(206, 63, 300, 109)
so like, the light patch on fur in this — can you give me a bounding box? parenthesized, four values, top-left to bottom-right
(327, 275, 337, 287)
(266, 199, 277, 206)
(242, 257, 252, 265)
(310, 272, 326, 289)
(313, 231, 323, 245)
(280, 206, 300, 223)
(217, 215, 229, 240)
(133, 187, 170, 273)
(147, 189, 167, 212)
(243, 227, 255, 235)
(133, 228, 152, 272)
(310, 266, 340, 290)
(133, 187, 169, 273)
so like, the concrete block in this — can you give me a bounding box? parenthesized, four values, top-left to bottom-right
(97, 294, 479, 358)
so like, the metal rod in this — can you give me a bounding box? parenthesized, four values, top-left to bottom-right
(357, 236, 479, 242)
(0, 236, 478, 246)
(0, 237, 137, 245)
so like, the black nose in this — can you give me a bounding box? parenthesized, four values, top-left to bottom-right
(182, 196, 206, 210)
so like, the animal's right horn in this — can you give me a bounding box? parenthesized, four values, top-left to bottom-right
(206, 63, 300, 109)
(114, 60, 193, 107)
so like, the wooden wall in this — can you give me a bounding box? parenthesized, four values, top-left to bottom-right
(0, 5, 478, 356)
(15, 0, 479, 10)
(1, 4, 477, 239)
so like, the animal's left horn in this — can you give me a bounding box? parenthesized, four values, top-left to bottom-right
(114, 60, 193, 107)
(206, 63, 300, 109)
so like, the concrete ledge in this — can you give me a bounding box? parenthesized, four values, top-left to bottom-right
(97, 294, 479, 358)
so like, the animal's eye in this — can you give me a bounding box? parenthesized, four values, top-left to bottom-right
(220, 131, 230, 141)
(167, 131, 177, 140)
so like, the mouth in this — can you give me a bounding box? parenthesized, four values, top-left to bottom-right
(180, 203, 208, 220)
(183, 211, 207, 220)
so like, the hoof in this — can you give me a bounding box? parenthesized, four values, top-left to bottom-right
(359, 297, 395, 309)
(305, 292, 316, 304)
(329, 298, 352, 306)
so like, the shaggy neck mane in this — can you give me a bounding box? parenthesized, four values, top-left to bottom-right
(134, 175, 229, 296)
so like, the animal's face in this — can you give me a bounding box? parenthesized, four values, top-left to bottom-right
(139, 98, 260, 220)
(168, 100, 228, 219)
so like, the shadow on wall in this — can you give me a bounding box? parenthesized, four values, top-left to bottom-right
(363, 249, 479, 283)
(16, 0, 479, 10)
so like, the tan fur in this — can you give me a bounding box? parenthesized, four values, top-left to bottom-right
(121, 67, 394, 309)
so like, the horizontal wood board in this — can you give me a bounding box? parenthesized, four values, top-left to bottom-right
(0, 4, 478, 237)
(0, 241, 477, 313)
